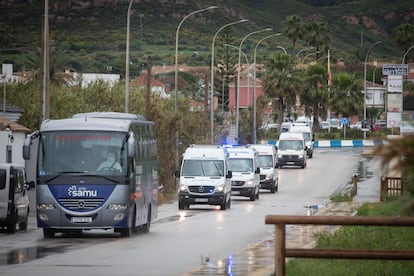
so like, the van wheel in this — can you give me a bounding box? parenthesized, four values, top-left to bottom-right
(249, 192, 256, 201)
(227, 197, 231, 209)
(178, 200, 188, 210)
(19, 215, 28, 231)
(220, 199, 227, 210)
(6, 211, 17, 234)
(271, 184, 276, 193)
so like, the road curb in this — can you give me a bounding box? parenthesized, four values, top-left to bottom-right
(314, 140, 384, 148)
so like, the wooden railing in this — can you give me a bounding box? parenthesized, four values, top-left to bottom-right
(380, 176, 403, 201)
(265, 215, 414, 276)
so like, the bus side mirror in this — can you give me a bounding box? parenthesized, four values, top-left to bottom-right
(23, 131, 39, 160)
(23, 145, 30, 160)
(23, 136, 33, 160)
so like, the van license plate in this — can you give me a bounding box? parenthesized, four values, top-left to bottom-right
(71, 217, 92, 223)
(195, 198, 208, 203)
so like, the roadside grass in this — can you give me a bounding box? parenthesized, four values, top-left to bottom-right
(285, 196, 414, 276)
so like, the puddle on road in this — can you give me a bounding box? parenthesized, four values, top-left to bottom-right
(0, 246, 69, 265)
(356, 157, 374, 181)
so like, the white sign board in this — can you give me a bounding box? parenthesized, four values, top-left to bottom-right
(382, 64, 408, 75)
(387, 75, 403, 93)
(387, 112, 401, 128)
(387, 93, 402, 112)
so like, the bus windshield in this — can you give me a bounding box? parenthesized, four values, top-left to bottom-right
(38, 131, 128, 176)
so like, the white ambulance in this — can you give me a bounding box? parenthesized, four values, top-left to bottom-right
(226, 146, 260, 201)
(276, 132, 307, 169)
(249, 144, 279, 193)
(175, 145, 232, 210)
(289, 122, 314, 158)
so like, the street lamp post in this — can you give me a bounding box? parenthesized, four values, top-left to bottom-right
(301, 51, 321, 65)
(174, 5, 218, 168)
(175, 6, 218, 112)
(236, 28, 272, 142)
(210, 19, 248, 144)
(253, 33, 282, 144)
(276, 46, 287, 54)
(402, 45, 414, 64)
(363, 41, 381, 139)
(125, 0, 134, 113)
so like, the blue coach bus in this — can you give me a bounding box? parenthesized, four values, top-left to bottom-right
(23, 112, 158, 238)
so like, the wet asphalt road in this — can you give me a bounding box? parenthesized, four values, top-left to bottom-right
(0, 148, 381, 276)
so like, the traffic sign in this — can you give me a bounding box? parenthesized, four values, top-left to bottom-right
(342, 117, 348, 126)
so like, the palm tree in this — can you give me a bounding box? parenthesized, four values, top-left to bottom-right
(330, 72, 363, 118)
(262, 52, 300, 128)
(25, 47, 72, 85)
(396, 23, 414, 63)
(300, 63, 328, 132)
(284, 15, 303, 55)
(303, 21, 331, 60)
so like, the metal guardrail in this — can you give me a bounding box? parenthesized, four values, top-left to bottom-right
(265, 215, 414, 276)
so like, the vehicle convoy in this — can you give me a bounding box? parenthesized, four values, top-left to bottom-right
(175, 145, 232, 210)
(249, 144, 279, 193)
(0, 163, 35, 233)
(289, 122, 314, 158)
(226, 145, 260, 201)
(23, 112, 159, 238)
(276, 132, 307, 169)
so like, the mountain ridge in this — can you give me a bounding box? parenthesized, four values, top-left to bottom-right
(1, 0, 413, 74)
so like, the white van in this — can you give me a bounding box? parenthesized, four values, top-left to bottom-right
(276, 132, 307, 169)
(249, 144, 279, 193)
(289, 122, 314, 158)
(226, 146, 260, 201)
(175, 145, 232, 210)
(0, 164, 35, 233)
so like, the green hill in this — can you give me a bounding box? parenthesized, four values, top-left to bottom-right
(0, 0, 413, 76)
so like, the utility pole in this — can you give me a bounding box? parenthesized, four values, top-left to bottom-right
(146, 56, 152, 120)
(42, 0, 50, 121)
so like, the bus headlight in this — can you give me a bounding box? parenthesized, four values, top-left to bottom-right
(37, 203, 55, 210)
(108, 204, 127, 211)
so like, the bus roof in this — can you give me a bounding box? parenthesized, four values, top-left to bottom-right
(40, 112, 152, 132)
(72, 112, 146, 121)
